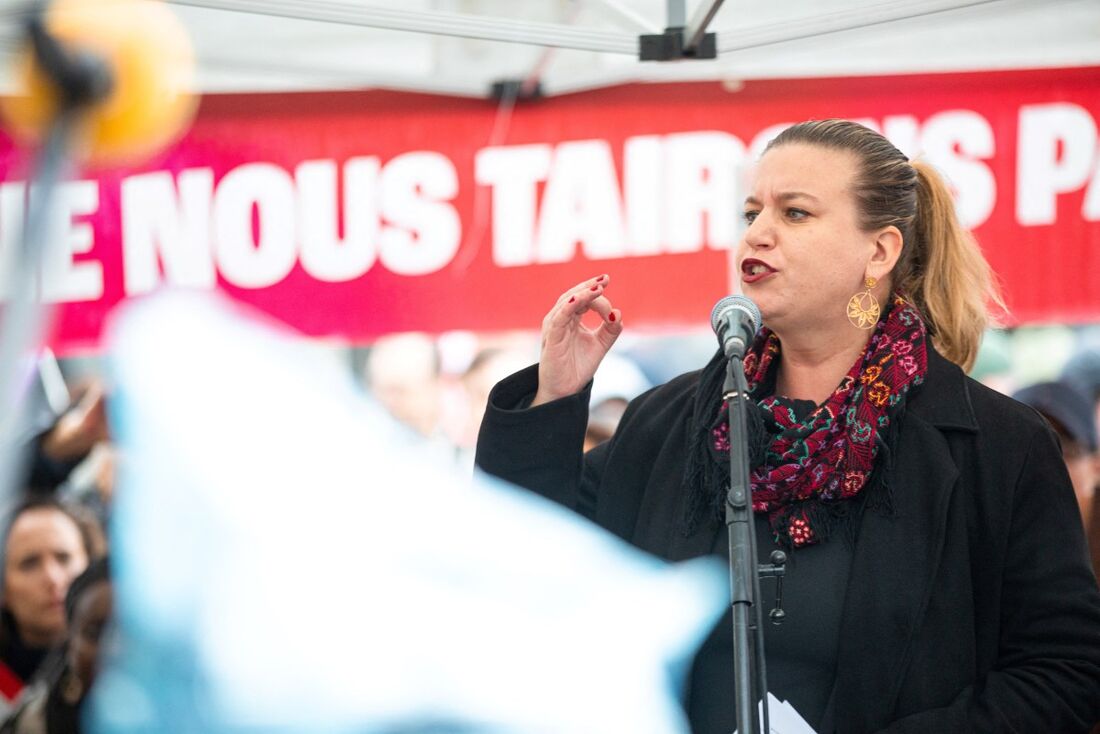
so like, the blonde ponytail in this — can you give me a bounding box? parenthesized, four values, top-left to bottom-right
(897, 162, 1004, 372)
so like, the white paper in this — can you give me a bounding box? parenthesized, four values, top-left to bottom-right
(734, 692, 817, 734)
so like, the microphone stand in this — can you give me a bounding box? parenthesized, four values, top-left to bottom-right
(0, 8, 112, 511)
(723, 354, 770, 734)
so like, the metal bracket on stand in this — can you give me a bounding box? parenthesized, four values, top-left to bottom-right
(639, 0, 723, 60)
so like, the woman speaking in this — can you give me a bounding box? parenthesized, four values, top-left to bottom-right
(475, 119, 1100, 733)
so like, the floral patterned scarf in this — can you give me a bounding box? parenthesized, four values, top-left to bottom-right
(700, 297, 928, 548)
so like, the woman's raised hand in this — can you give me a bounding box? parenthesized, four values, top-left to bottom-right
(532, 274, 623, 407)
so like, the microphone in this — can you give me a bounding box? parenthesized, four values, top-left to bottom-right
(1, 0, 198, 167)
(710, 295, 761, 360)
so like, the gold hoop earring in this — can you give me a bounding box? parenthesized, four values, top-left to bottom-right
(847, 276, 880, 330)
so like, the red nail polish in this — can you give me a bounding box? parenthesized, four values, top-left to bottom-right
(608, 312, 616, 322)
(590, 285, 599, 291)
(568, 296, 575, 303)
(596, 275, 606, 282)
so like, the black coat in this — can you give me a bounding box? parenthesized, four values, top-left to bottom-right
(476, 348, 1100, 734)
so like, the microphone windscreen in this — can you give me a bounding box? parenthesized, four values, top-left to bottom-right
(710, 295, 761, 337)
(1, 0, 198, 167)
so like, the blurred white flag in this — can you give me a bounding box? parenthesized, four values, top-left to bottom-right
(91, 292, 727, 734)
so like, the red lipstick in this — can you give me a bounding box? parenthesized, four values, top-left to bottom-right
(741, 258, 776, 284)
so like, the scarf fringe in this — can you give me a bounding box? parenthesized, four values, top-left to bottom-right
(680, 349, 771, 537)
(680, 350, 727, 538)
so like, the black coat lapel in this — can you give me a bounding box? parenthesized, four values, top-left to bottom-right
(831, 408, 960, 733)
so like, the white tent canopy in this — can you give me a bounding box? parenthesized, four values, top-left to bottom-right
(1, 0, 1097, 96)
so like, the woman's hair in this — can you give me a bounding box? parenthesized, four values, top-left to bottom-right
(764, 119, 1004, 371)
(64, 556, 110, 624)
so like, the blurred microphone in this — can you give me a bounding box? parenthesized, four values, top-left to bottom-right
(710, 296, 761, 360)
(1, 0, 198, 167)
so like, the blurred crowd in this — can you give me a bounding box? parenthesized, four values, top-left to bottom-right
(0, 324, 1096, 732)
(0, 356, 113, 734)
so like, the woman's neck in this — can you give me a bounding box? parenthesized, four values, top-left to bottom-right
(772, 327, 871, 405)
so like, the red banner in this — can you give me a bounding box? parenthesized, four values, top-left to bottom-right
(2, 66, 1099, 354)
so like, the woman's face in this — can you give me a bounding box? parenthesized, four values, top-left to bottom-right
(68, 579, 112, 690)
(736, 143, 881, 336)
(3, 508, 89, 647)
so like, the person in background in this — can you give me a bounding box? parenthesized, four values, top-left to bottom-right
(25, 384, 109, 498)
(9, 350, 114, 523)
(364, 333, 446, 440)
(966, 329, 1014, 395)
(477, 119, 1100, 732)
(1063, 348, 1100, 434)
(47, 380, 115, 530)
(1062, 348, 1100, 584)
(1013, 380, 1099, 530)
(583, 399, 627, 452)
(0, 500, 99, 717)
(584, 353, 652, 452)
(0, 558, 112, 734)
(458, 347, 533, 471)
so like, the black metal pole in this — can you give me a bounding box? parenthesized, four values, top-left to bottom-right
(724, 356, 769, 734)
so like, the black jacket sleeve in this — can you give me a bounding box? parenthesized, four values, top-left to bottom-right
(876, 424, 1100, 733)
(474, 364, 608, 521)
